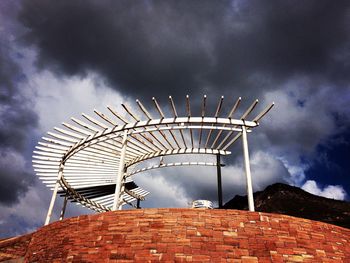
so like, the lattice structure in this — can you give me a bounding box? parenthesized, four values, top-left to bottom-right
(32, 95, 274, 225)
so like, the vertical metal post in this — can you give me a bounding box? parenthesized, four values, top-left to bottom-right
(118, 175, 126, 210)
(216, 154, 223, 208)
(112, 130, 128, 211)
(137, 199, 141, 209)
(242, 125, 255, 211)
(45, 163, 64, 225)
(59, 194, 68, 220)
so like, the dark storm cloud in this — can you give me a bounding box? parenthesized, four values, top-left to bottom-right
(18, 0, 350, 98)
(16, 0, 350, 196)
(0, 0, 38, 151)
(0, 1, 38, 205)
(0, 50, 37, 150)
(0, 52, 37, 204)
(0, 151, 34, 205)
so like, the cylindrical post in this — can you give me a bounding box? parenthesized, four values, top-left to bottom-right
(242, 125, 255, 212)
(137, 199, 141, 209)
(216, 154, 223, 208)
(45, 163, 64, 225)
(118, 175, 126, 210)
(59, 194, 68, 220)
(112, 130, 128, 211)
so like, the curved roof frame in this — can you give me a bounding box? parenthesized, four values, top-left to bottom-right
(32, 95, 274, 225)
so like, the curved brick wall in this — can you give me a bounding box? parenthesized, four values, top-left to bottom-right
(1, 208, 350, 262)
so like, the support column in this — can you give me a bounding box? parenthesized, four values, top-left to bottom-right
(242, 125, 255, 212)
(137, 199, 141, 209)
(118, 175, 126, 210)
(112, 130, 128, 211)
(45, 163, 64, 225)
(216, 154, 223, 208)
(59, 194, 68, 220)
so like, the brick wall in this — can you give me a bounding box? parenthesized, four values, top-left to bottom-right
(1, 208, 350, 262)
(0, 233, 32, 262)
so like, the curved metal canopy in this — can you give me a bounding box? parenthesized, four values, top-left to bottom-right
(32, 95, 274, 225)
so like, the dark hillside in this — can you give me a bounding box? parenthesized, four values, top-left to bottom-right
(223, 183, 350, 229)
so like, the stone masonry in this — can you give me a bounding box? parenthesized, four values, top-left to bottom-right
(0, 208, 349, 262)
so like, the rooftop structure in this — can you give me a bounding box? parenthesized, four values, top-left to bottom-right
(32, 95, 274, 225)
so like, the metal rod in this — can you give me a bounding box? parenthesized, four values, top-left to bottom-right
(125, 148, 231, 168)
(198, 95, 207, 147)
(216, 154, 223, 208)
(108, 105, 159, 152)
(118, 176, 126, 210)
(54, 127, 85, 140)
(112, 130, 128, 210)
(242, 125, 254, 212)
(59, 194, 68, 220)
(47, 132, 80, 143)
(133, 100, 169, 150)
(129, 125, 244, 135)
(44, 163, 64, 225)
(94, 109, 117, 125)
(62, 122, 93, 136)
(152, 97, 177, 149)
(127, 160, 218, 176)
(252, 102, 275, 122)
(41, 137, 73, 147)
(82, 113, 109, 130)
(211, 97, 241, 148)
(137, 199, 141, 209)
(222, 132, 242, 151)
(186, 95, 194, 148)
(169, 96, 187, 148)
(241, 99, 259, 120)
(205, 96, 224, 148)
(80, 114, 148, 154)
(216, 99, 259, 149)
(71, 117, 101, 133)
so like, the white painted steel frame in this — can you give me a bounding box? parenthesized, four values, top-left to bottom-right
(112, 129, 128, 210)
(32, 95, 274, 225)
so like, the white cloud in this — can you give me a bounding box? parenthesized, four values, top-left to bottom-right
(259, 80, 350, 187)
(0, 185, 46, 237)
(301, 180, 347, 200)
(2, 63, 345, 237)
(262, 83, 336, 155)
(27, 70, 128, 132)
(276, 157, 308, 186)
(249, 151, 289, 188)
(0, 180, 95, 238)
(130, 150, 289, 208)
(134, 172, 191, 208)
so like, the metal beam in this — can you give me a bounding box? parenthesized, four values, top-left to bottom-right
(137, 199, 141, 209)
(216, 154, 223, 208)
(44, 163, 64, 225)
(242, 125, 254, 212)
(33, 96, 274, 216)
(59, 194, 68, 220)
(112, 130, 128, 210)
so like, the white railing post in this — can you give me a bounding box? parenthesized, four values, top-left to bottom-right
(45, 163, 64, 225)
(112, 130, 128, 211)
(242, 124, 255, 212)
(118, 176, 126, 210)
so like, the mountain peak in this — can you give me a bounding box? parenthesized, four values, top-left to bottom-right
(223, 183, 350, 229)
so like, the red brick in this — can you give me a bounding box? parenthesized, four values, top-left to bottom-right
(0, 208, 348, 262)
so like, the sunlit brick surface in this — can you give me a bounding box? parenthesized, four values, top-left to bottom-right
(1, 208, 350, 262)
(0, 233, 32, 262)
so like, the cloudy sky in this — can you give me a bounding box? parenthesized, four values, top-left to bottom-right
(1, 0, 350, 238)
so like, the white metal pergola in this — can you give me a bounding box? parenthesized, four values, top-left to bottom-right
(32, 95, 273, 225)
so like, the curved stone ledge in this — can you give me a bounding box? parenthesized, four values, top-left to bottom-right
(1, 208, 350, 262)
